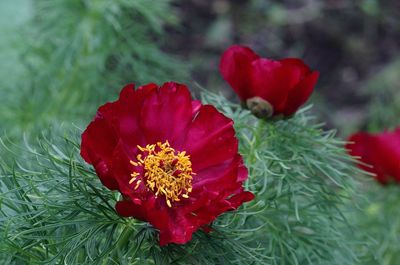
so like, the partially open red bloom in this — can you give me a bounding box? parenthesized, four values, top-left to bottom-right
(220, 45, 319, 118)
(346, 128, 400, 184)
(80, 82, 254, 245)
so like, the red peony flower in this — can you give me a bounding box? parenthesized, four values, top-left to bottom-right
(346, 128, 400, 184)
(219, 45, 319, 119)
(80, 82, 254, 245)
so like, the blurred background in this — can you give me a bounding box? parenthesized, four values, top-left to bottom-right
(1, 0, 400, 138)
(1, 0, 400, 264)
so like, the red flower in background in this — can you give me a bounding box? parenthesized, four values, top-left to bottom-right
(346, 128, 400, 184)
(80, 82, 254, 245)
(220, 45, 319, 119)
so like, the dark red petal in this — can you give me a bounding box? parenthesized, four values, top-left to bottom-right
(346, 133, 387, 183)
(279, 58, 311, 77)
(81, 83, 157, 190)
(201, 225, 213, 233)
(158, 211, 197, 246)
(189, 190, 254, 229)
(250, 58, 292, 112)
(346, 132, 374, 170)
(159, 189, 254, 245)
(116, 198, 192, 246)
(220, 45, 260, 100)
(115, 200, 146, 221)
(139, 82, 193, 147)
(97, 83, 136, 121)
(81, 81, 254, 247)
(282, 71, 319, 116)
(132, 196, 193, 246)
(118, 83, 136, 100)
(111, 141, 150, 198)
(184, 105, 238, 172)
(228, 191, 255, 206)
(192, 154, 244, 193)
(374, 132, 400, 182)
(80, 118, 119, 190)
(108, 83, 158, 148)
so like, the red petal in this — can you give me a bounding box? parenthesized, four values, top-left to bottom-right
(139, 82, 193, 147)
(347, 132, 388, 183)
(189, 189, 254, 229)
(250, 58, 292, 112)
(228, 191, 255, 206)
(81, 81, 254, 247)
(184, 105, 238, 172)
(80, 83, 157, 190)
(115, 200, 146, 221)
(158, 211, 197, 246)
(111, 141, 151, 198)
(282, 71, 319, 116)
(279, 58, 311, 77)
(220, 45, 259, 100)
(192, 154, 245, 193)
(80, 118, 119, 190)
(374, 132, 400, 182)
(107, 83, 157, 148)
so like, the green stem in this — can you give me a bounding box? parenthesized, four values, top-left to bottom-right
(249, 119, 266, 164)
(245, 119, 267, 193)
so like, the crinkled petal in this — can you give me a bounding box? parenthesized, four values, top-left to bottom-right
(106, 83, 157, 148)
(139, 82, 193, 147)
(193, 155, 245, 193)
(81, 81, 254, 247)
(184, 105, 238, 172)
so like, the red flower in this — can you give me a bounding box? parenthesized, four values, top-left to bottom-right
(80, 82, 254, 245)
(219, 45, 319, 118)
(346, 128, 400, 184)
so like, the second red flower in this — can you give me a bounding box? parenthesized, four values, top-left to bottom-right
(220, 45, 319, 119)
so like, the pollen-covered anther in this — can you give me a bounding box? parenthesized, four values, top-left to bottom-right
(129, 141, 194, 207)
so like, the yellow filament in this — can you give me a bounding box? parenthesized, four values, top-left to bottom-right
(129, 141, 194, 207)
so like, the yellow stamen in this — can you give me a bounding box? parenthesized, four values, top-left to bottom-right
(134, 180, 141, 190)
(129, 141, 194, 207)
(129, 177, 136, 184)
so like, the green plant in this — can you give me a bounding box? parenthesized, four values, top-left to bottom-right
(0, 0, 187, 137)
(0, 90, 362, 264)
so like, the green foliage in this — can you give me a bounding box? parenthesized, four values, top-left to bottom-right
(0, 0, 187, 137)
(203, 91, 362, 265)
(346, 58, 400, 265)
(1, 91, 362, 264)
(349, 184, 400, 265)
(345, 57, 400, 265)
(0, 128, 264, 265)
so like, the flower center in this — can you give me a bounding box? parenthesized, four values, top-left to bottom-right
(129, 141, 194, 208)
